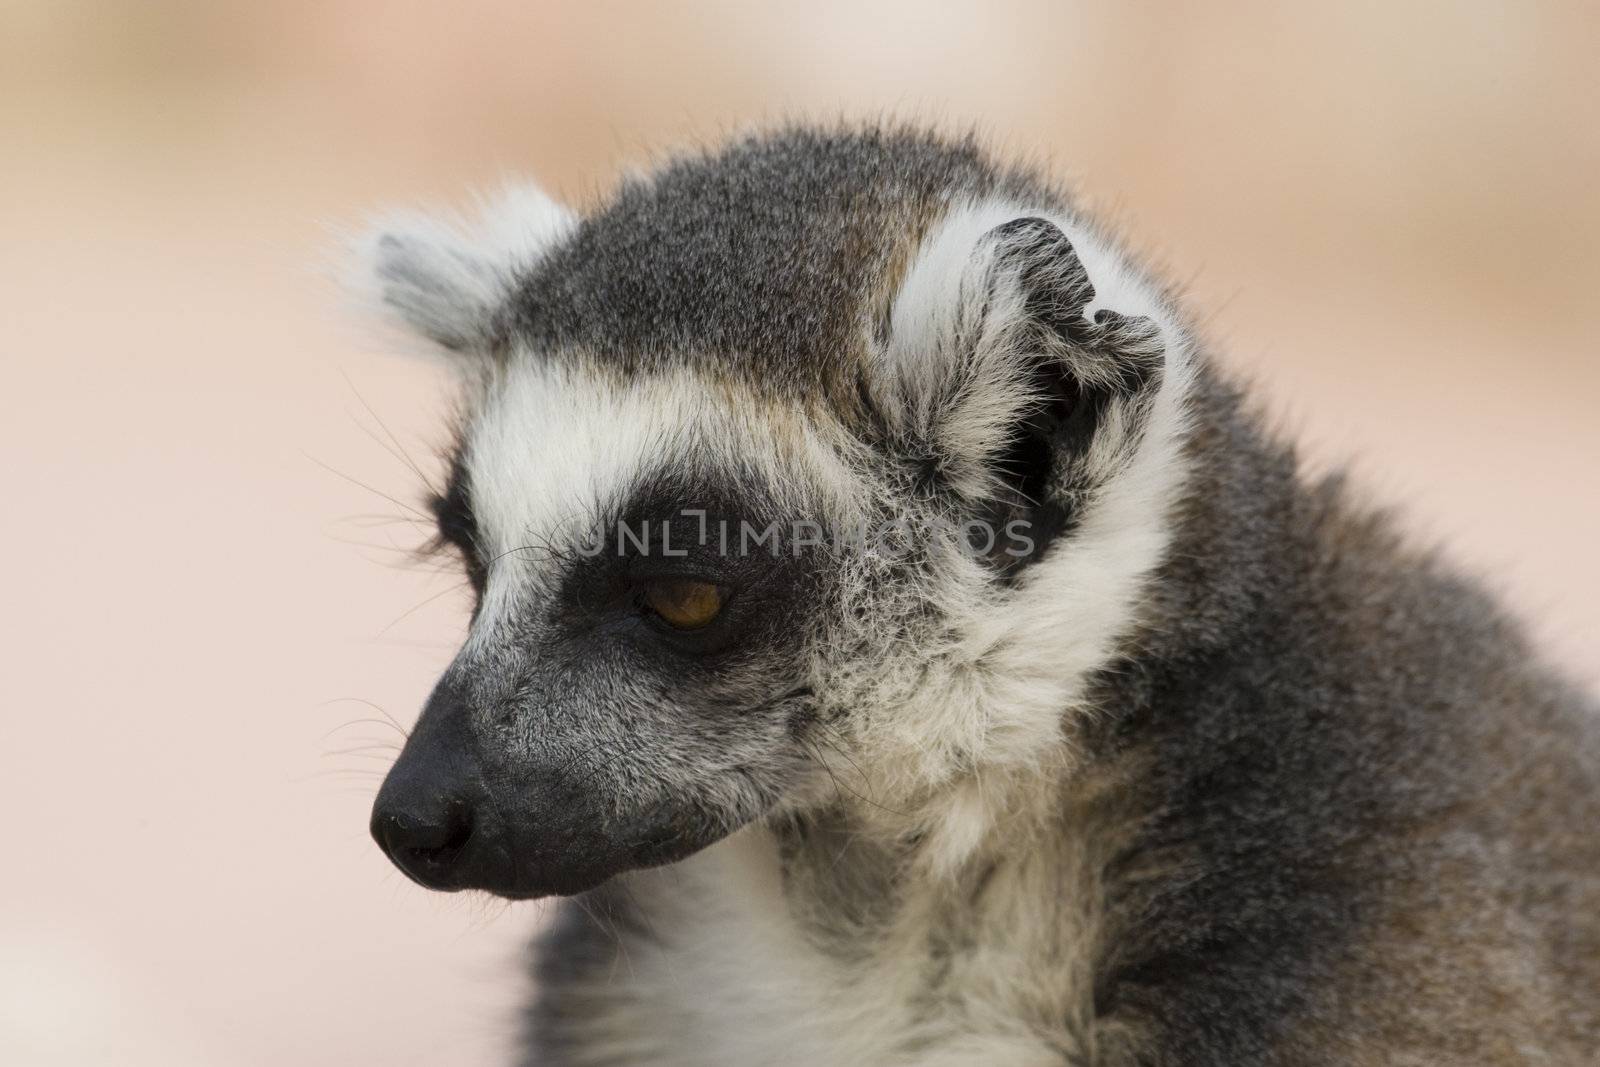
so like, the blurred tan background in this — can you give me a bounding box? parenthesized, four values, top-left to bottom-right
(1, 2, 1596, 1064)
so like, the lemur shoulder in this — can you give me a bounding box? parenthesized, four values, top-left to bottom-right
(355, 125, 1600, 1066)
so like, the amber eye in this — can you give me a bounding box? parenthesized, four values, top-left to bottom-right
(642, 578, 726, 630)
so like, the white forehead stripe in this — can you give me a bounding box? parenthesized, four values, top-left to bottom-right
(463, 361, 684, 640)
(469, 361, 685, 558)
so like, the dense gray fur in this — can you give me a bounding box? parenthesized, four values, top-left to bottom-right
(356, 126, 1600, 1065)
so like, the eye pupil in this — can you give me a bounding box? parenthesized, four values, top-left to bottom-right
(644, 579, 725, 630)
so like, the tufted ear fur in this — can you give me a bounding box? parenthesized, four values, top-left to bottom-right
(349, 183, 577, 354)
(870, 203, 1180, 531)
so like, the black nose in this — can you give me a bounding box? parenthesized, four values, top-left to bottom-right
(370, 796, 474, 890)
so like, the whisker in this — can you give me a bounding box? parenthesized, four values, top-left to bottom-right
(322, 742, 404, 758)
(341, 368, 432, 486)
(320, 750, 399, 764)
(378, 579, 473, 635)
(303, 451, 432, 522)
(318, 699, 412, 741)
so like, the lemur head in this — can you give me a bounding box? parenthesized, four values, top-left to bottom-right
(359, 128, 1193, 899)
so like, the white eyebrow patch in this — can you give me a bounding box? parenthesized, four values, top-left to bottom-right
(468, 360, 688, 559)
(462, 359, 695, 642)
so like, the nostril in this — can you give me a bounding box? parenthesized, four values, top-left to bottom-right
(372, 799, 474, 886)
(378, 805, 466, 851)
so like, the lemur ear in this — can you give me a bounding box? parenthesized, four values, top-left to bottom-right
(871, 206, 1174, 507)
(349, 184, 577, 354)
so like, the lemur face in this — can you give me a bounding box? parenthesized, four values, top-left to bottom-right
(378, 363, 834, 897)
(360, 130, 1188, 898)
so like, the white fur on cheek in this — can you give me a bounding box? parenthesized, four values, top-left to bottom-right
(846, 198, 1195, 872)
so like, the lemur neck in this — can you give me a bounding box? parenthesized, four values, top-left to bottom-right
(761, 753, 1143, 1032)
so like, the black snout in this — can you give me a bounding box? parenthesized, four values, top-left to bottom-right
(371, 675, 737, 899)
(370, 794, 474, 890)
(369, 677, 503, 892)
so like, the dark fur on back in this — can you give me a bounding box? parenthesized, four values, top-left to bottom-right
(1082, 373, 1600, 1062)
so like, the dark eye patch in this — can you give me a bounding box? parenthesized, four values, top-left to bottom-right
(550, 464, 822, 661)
(427, 453, 487, 596)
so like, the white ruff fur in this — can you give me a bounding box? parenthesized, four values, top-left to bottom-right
(822, 200, 1194, 870)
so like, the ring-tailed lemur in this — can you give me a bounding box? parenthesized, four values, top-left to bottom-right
(353, 125, 1600, 1065)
